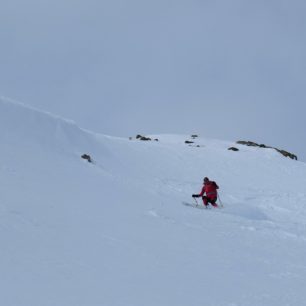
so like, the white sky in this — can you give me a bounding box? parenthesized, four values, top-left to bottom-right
(1, 0, 306, 160)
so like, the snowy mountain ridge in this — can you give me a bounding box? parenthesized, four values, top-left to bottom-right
(0, 97, 108, 154)
(1, 97, 306, 306)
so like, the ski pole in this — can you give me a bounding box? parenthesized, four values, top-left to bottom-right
(193, 197, 199, 207)
(217, 192, 224, 208)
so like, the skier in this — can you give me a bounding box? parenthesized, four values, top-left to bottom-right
(192, 177, 219, 207)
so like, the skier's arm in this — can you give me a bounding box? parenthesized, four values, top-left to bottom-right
(199, 186, 206, 196)
(192, 186, 205, 197)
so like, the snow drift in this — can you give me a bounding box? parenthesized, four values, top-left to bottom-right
(1, 97, 306, 306)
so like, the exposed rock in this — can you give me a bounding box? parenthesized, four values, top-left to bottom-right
(136, 134, 152, 141)
(236, 140, 260, 147)
(185, 140, 194, 144)
(236, 140, 298, 160)
(228, 147, 239, 151)
(140, 136, 152, 141)
(275, 149, 298, 160)
(81, 154, 92, 163)
(191, 135, 198, 139)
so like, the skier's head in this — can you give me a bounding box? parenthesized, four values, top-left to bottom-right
(203, 177, 209, 183)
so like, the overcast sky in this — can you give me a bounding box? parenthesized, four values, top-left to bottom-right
(1, 0, 306, 160)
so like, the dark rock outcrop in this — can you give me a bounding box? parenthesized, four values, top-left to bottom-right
(236, 140, 297, 160)
(136, 135, 152, 141)
(274, 149, 297, 160)
(81, 154, 92, 163)
(228, 147, 239, 151)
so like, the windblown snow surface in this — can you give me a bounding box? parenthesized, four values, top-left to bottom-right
(1, 97, 306, 306)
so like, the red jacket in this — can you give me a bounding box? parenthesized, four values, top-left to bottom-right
(199, 181, 219, 199)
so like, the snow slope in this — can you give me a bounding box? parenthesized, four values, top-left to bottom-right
(1, 97, 306, 306)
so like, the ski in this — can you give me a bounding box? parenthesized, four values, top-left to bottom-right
(182, 201, 223, 209)
(182, 201, 210, 209)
